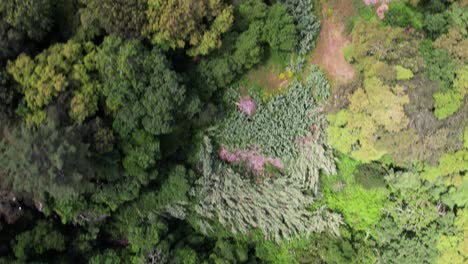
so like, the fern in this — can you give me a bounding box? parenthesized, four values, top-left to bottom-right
(220, 81, 317, 162)
(191, 137, 342, 242)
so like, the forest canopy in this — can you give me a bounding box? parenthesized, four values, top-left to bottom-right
(0, 0, 466, 263)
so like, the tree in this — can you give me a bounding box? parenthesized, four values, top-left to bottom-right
(433, 66, 468, 119)
(80, 0, 148, 38)
(12, 221, 66, 260)
(263, 3, 297, 53)
(433, 27, 468, 64)
(281, 0, 321, 54)
(328, 77, 410, 162)
(384, 2, 423, 29)
(0, 68, 17, 116)
(424, 13, 448, 39)
(0, 0, 53, 41)
(145, 0, 234, 56)
(0, 21, 26, 62)
(96, 36, 197, 180)
(7, 41, 101, 125)
(0, 114, 94, 204)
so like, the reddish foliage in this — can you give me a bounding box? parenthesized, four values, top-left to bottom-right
(236, 97, 256, 117)
(376, 3, 389, 19)
(219, 147, 283, 174)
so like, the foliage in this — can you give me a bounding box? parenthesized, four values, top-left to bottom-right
(420, 40, 457, 91)
(191, 136, 342, 242)
(384, 2, 423, 29)
(422, 149, 468, 184)
(0, 0, 52, 40)
(433, 90, 463, 119)
(12, 221, 66, 260)
(288, 125, 337, 194)
(263, 3, 297, 53)
(0, 20, 25, 61)
(394, 65, 414, 80)
(81, 0, 148, 38)
(306, 65, 331, 100)
(434, 28, 468, 64)
(96, 36, 196, 180)
(424, 13, 448, 39)
(352, 18, 424, 74)
(322, 161, 386, 231)
(0, 114, 93, 203)
(281, 0, 321, 54)
(327, 77, 410, 162)
(145, 0, 234, 56)
(1, 0, 467, 262)
(433, 66, 467, 119)
(384, 172, 439, 233)
(7, 40, 101, 125)
(220, 81, 317, 161)
(153, 165, 190, 219)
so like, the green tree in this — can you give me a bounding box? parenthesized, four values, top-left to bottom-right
(263, 3, 297, 53)
(424, 13, 448, 39)
(433, 66, 468, 119)
(97, 36, 197, 180)
(384, 2, 423, 29)
(12, 221, 66, 260)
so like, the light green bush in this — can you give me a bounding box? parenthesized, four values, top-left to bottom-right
(395, 65, 414, 80)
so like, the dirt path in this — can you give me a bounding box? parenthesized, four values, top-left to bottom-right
(310, 0, 355, 85)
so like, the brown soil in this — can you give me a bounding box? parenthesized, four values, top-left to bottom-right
(310, 0, 356, 85)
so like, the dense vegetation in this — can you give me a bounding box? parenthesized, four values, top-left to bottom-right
(0, 0, 466, 263)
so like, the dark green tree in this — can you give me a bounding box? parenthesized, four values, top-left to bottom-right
(0, 0, 53, 40)
(80, 0, 148, 38)
(0, 114, 94, 204)
(12, 220, 66, 260)
(97, 36, 198, 181)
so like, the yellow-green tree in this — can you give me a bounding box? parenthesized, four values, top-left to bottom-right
(7, 41, 101, 125)
(433, 66, 468, 119)
(145, 0, 234, 56)
(328, 77, 410, 162)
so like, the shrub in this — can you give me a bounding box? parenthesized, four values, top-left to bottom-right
(306, 65, 331, 100)
(343, 44, 355, 63)
(394, 65, 414, 80)
(12, 221, 66, 260)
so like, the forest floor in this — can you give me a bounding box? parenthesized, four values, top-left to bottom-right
(310, 0, 356, 85)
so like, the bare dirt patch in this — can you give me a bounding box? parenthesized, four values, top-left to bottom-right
(310, 0, 356, 85)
